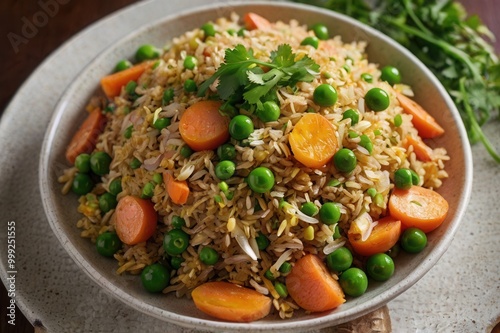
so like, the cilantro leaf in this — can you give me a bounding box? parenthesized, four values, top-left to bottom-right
(198, 43, 320, 109)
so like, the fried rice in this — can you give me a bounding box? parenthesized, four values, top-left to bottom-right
(59, 12, 448, 319)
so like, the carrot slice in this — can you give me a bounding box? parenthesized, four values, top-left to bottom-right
(191, 281, 272, 322)
(396, 92, 444, 139)
(114, 195, 157, 245)
(179, 100, 229, 151)
(65, 108, 106, 164)
(286, 254, 345, 312)
(243, 13, 271, 30)
(100, 61, 151, 99)
(348, 216, 401, 257)
(388, 186, 449, 233)
(289, 113, 338, 169)
(403, 135, 434, 162)
(163, 172, 190, 205)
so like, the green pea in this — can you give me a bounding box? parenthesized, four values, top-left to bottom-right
(300, 202, 319, 217)
(327, 179, 341, 187)
(300, 36, 319, 49)
(359, 134, 373, 154)
(274, 282, 288, 298)
(125, 81, 137, 96)
(247, 167, 275, 193)
(366, 187, 377, 198)
(153, 173, 163, 185)
(153, 117, 171, 130)
(339, 267, 368, 297)
(130, 158, 142, 170)
(74, 153, 91, 173)
(311, 23, 329, 40)
(279, 262, 292, 274)
(170, 256, 185, 270)
(229, 115, 254, 140)
(180, 145, 193, 158)
(184, 79, 197, 92)
(401, 228, 427, 253)
(366, 253, 395, 281)
(109, 178, 122, 196)
(394, 114, 403, 127)
(333, 148, 357, 173)
(264, 269, 276, 281)
(140, 263, 170, 293)
(255, 232, 270, 250)
(319, 202, 341, 225)
(114, 59, 132, 72)
(326, 246, 353, 272)
(237, 27, 246, 37)
(99, 192, 117, 213)
(217, 143, 236, 161)
(380, 65, 401, 85)
(394, 168, 413, 190)
(135, 44, 161, 62)
(162, 88, 175, 105)
(171, 216, 185, 229)
(386, 243, 400, 259)
(141, 182, 155, 199)
(201, 23, 216, 37)
(348, 131, 359, 139)
(215, 160, 236, 180)
(124, 125, 133, 139)
(183, 55, 198, 70)
(163, 229, 190, 256)
(90, 151, 112, 176)
(104, 104, 115, 113)
(199, 246, 219, 265)
(361, 73, 373, 82)
(313, 84, 338, 107)
(409, 169, 420, 185)
(226, 28, 237, 36)
(342, 109, 359, 126)
(333, 225, 342, 239)
(365, 88, 390, 112)
(96, 232, 122, 257)
(256, 101, 281, 122)
(342, 64, 351, 73)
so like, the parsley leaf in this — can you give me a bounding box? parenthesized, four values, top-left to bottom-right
(198, 43, 319, 108)
(295, 0, 500, 163)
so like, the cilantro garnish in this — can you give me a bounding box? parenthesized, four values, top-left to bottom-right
(198, 44, 319, 110)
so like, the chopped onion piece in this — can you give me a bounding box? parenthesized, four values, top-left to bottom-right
(143, 153, 164, 171)
(152, 107, 162, 124)
(271, 249, 293, 273)
(232, 224, 258, 261)
(323, 238, 346, 255)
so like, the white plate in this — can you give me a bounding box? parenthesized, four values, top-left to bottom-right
(1, 0, 498, 332)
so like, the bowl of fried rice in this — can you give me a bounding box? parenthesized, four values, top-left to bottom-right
(40, 1, 472, 331)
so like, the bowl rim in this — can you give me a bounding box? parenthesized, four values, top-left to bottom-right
(39, 1, 473, 331)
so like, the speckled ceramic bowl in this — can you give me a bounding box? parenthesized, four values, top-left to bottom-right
(39, 2, 472, 332)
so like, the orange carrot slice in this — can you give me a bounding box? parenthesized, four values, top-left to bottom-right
(289, 113, 338, 169)
(389, 186, 449, 233)
(348, 216, 401, 257)
(243, 13, 271, 30)
(396, 92, 444, 139)
(114, 195, 157, 245)
(178, 100, 229, 151)
(65, 108, 106, 164)
(403, 135, 434, 162)
(163, 172, 190, 205)
(191, 281, 272, 322)
(100, 61, 151, 99)
(286, 254, 345, 312)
